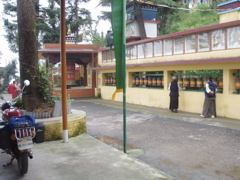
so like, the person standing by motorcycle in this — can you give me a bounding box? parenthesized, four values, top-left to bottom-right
(8, 81, 19, 99)
(15, 81, 21, 96)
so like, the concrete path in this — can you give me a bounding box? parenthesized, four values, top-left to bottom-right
(72, 98, 240, 180)
(0, 94, 173, 179)
(0, 134, 173, 180)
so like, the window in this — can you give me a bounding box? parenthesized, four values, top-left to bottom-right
(106, 50, 112, 62)
(227, 26, 240, 49)
(212, 29, 225, 50)
(127, 45, 137, 60)
(154, 40, 162, 56)
(164, 39, 172, 55)
(198, 32, 210, 52)
(131, 45, 137, 59)
(126, 46, 132, 60)
(102, 51, 107, 62)
(138, 44, 145, 58)
(185, 35, 196, 53)
(174, 37, 183, 54)
(131, 71, 164, 88)
(145, 43, 153, 58)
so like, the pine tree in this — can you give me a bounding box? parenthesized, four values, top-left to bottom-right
(66, 0, 92, 42)
(17, 0, 43, 111)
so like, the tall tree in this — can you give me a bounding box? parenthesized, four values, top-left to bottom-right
(17, 0, 43, 111)
(37, 0, 61, 44)
(66, 0, 92, 42)
(133, 0, 146, 39)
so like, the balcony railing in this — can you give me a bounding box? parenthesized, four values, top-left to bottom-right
(102, 22, 240, 63)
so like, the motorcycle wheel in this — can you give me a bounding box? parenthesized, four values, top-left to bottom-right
(17, 151, 28, 175)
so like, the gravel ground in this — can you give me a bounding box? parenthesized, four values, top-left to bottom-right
(72, 99, 240, 180)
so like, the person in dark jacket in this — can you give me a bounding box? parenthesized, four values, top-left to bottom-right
(200, 77, 217, 118)
(168, 76, 181, 113)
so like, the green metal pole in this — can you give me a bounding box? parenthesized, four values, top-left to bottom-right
(122, 0, 127, 154)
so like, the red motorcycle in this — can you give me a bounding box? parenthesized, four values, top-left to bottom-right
(0, 80, 36, 175)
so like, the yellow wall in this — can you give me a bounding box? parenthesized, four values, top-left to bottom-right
(97, 62, 240, 120)
(220, 11, 240, 23)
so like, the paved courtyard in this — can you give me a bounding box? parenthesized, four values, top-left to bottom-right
(72, 98, 240, 180)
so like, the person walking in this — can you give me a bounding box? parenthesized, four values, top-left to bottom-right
(7, 81, 18, 99)
(201, 77, 217, 118)
(168, 76, 181, 113)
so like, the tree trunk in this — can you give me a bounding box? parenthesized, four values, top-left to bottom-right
(17, 0, 43, 111)
(134, 0, 147, 40)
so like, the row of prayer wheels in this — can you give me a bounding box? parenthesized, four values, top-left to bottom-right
(178, 78, 223, 88)
(106, 76, 240, 90)
(105, 76, 116, 85)
(132, 77, 164, 87)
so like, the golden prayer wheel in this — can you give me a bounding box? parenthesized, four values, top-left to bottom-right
(152, 77, 156, 86)
(156, 77, 162, 87)
(147, 77, 152, 86)
(132, 77, 136, 85)
(110, 77, 113, 84)
(139, 78, 143, 85)
(105, 76, 108, 85)
(135, 77, 139, 85)
(190, 78, 196, 87)
(213, 78, 218, 86)
(178, 78, 183, 87)
(143, 78, 148, 85)
(113, 77, 116, 85)
(218, 78, 223, 89)
(236, 78, 240, 89)
(107, 77, 110, 84)
(183, 78, 190, 87)
(196, 78, 203, 88)
(203, 78, 208, 86)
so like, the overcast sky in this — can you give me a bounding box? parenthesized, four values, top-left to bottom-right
(0, 0, 111, 67)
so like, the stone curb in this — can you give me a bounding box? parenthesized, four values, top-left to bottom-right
(36, 109, 86, 141)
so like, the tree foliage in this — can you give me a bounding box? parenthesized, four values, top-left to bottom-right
(38, 65, 55, 103)
(66, 0, 92, 42)
(91, 31, 106, 47)
(154, 0, 226, 35)
(37, 1, 61, 44)
(2, 0, 19, 53)
(97, 0, 226, 36)
(0, 60, 18, 92)
(160, 4, 220, 35)
(2, 0, 95, 49)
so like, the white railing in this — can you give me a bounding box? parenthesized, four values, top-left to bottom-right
(102, 24, 240, 62)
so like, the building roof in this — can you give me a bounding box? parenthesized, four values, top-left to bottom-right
(38, 43, 100, 59)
